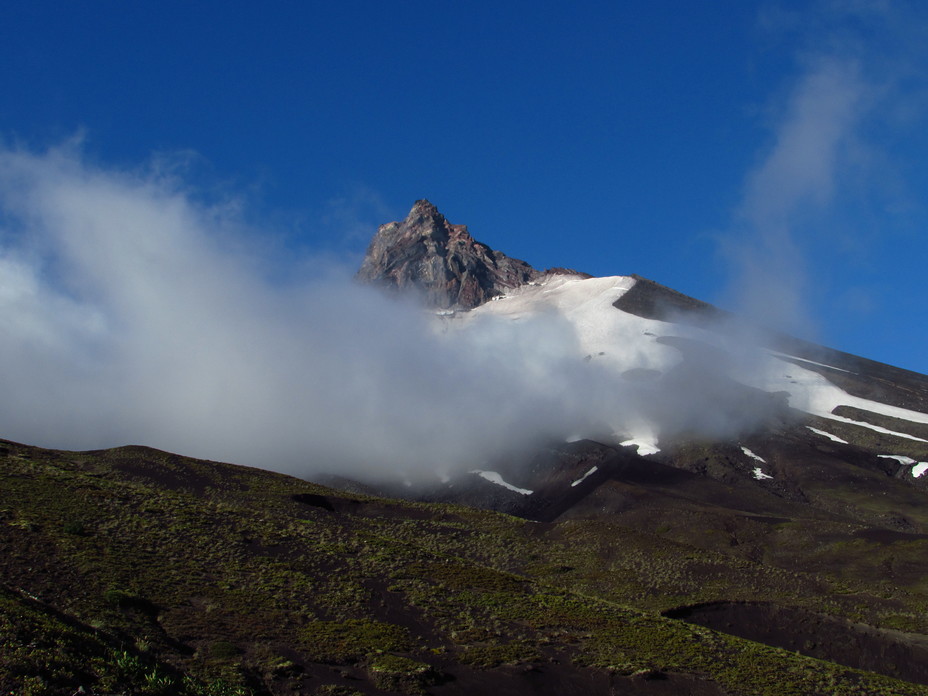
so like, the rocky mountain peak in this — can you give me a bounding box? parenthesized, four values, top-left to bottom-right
(358, 200, 582, 310)
(406, 198, 445, 228)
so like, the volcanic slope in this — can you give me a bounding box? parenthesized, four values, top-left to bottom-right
(4, 439, 928, 695)
(350, 201, 928, 690)
(8, 201, 928, 694)
(356, 205, 928, 528)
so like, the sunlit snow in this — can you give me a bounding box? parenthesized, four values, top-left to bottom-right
(441, 273, 928, 454)
(877, 454, 917, 465)
(755, 355, 928, 432)
(825, 415, 927, 442)
(456, 275, 680, 377)
(876, 455, 928, 477)
(806, 427, 848, 444)
(752, 467, 773, 480)
(741, 446, 766, 463)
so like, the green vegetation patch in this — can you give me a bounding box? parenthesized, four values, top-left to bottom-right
(414, 561, 526, 593)
(301, 619, 413, 663)
(458, 641, 540, 667)
(367, 654, 437, 694)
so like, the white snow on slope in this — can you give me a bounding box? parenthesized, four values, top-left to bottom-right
(752, 354, 928, 430)
(442, 274, 928, 450)
(820, 414, 928, 442)
(878, 455, 928, 478)
(470, 470, 533, 495)
(769, 352, 855, 374)
(743, 447, 773, 479)
(806, 427, 849, 444)
(571, 465, 599, 487)
(448, 275, 678, 448)
(457, 275, 679, 376)
(878, 454, 917, 465)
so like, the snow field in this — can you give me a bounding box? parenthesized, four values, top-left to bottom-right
(443, 274, 928, 458)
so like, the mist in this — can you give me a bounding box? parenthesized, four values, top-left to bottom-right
(0, 139, 806, 482)
(0, 144, 667, 480)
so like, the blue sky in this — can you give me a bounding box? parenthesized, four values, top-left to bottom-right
(2, 0, 927, 374)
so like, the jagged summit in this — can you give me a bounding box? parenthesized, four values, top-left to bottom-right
(357, 200, 583, 309)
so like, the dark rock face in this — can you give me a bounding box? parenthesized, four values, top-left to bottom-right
(358, 200, 578, 309)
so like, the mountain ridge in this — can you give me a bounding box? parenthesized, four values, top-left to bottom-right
(357, 200, 586, 309)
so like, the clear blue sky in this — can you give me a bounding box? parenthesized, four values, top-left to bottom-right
(2, 1, 927, 374)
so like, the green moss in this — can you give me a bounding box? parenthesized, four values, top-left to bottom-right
(458, 641, 540, 668)
(4, 438, 928, 695)
(301, 619, 413, 663)
(207, 641, 239, 660)
(367, 655, 436, 694)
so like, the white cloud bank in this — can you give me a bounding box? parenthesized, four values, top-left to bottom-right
(0, 144, 649, 480)
(0, 143, 795, 482)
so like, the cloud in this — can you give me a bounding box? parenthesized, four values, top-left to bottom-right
(0, 142, 792, 482)
(726, 55, 867, 337)
(723, 1, 928, 339)
(0, 143, 612, 479)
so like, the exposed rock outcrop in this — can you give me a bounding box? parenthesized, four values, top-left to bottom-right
(358, 200, 583, 309)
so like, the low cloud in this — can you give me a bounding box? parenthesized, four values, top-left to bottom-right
(0, 143, 789, 482)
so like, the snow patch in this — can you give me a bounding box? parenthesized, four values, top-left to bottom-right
(752, 467, 774, 480)
(878, 454, 917, 465)
(806, 427, 849, 444)
(877, 455, 928, 478)
(754, 355, 928, 429)
(455, 275, 681, 379)
(821, 414, 928, 442)
(470, 470, 533, 495)
(768, 352, 856, 374)
(571, 466, 599, 487)
(740, 446, 766, 464)
(442, 273, 928, 457)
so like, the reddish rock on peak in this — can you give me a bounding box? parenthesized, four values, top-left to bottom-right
(358, 200, 582, 309)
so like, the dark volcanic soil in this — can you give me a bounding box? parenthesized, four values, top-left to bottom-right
(664, 601, 928, 686)
(426, 662, 726, 696)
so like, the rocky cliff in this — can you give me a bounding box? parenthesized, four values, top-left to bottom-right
(357, 200, 581, 309)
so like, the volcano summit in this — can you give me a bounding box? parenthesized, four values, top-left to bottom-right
(357, 199, 583, 310)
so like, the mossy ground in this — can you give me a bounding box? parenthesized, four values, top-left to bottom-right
(2, 438, 928, 695)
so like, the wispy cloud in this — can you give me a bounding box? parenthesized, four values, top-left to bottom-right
(729, 56, 867, 336)
(724, 0, 928, 338)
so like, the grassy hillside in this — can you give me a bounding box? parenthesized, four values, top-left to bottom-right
(2, 438, 928, 695)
